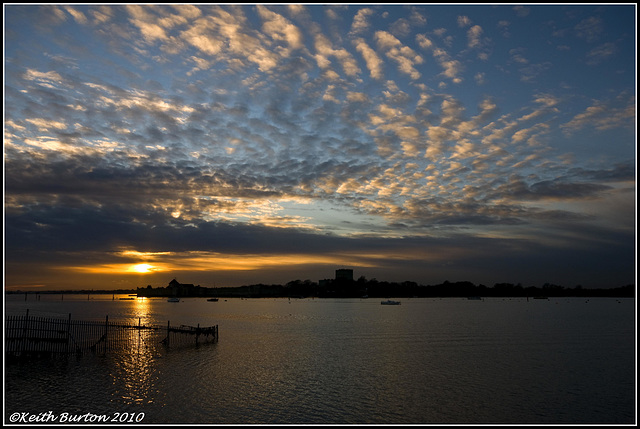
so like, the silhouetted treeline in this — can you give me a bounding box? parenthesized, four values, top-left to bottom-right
(8, 280, 634, 299)
(236, 278, 634, 299)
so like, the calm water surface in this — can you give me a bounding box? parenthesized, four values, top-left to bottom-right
(4, 295, 636, 424)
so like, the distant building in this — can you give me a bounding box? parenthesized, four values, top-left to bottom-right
(335, 269, 353, 281)
(168, 278, 194, 288)
(138, 278, 204, 297)
(168, 278, 198, 297)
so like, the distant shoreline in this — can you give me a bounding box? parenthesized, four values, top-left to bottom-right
(5, 281, 634, 299)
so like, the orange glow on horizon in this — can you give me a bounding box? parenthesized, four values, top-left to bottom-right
(65, 262, 170, 275)
(60, 251, 381, 275)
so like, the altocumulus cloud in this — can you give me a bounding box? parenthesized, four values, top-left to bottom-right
(4, 4, 635, 290)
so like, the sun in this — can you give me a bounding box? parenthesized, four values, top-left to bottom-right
(131, 263, 155, 273)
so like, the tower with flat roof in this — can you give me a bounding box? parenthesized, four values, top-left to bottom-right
(335, 269, 353, 281)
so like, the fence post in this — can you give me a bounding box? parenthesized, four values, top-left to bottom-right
(104, 315, 109, 353)
(167, 320, 170, 348)
(20, 309, 30, 355)
(66, 313, 72, 354)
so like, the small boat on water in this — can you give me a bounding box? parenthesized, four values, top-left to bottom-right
(381, 299, 401, 305)
(119, 297, 135, 300)
(207, 298, 219, 302)
(167, 297, 180, 302)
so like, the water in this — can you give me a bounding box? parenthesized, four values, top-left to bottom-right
(4, 295, 636, 424)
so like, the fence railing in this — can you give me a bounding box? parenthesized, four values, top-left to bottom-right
(5, 310, 218, 358)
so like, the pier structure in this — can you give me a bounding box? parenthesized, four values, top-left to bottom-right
(5, 310, 218, 359)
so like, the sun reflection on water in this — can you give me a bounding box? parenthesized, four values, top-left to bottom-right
(109, 343, 161, 406)
(130, 297, 154, 327)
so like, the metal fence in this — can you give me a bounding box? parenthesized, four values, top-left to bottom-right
(5, 310, 218, 358)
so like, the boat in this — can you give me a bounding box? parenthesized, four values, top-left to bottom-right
(167, 297, 180, 302)
(207, 298, 219, 302)
(119, 297, 135, 300)
(381, 299, 401, 305)
(467, 296, 482, 300)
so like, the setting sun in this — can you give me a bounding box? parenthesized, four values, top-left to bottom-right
(131, 264, 155, 273)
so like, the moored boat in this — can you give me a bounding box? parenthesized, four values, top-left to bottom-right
(167, 297, 180, 302)
(381, 299, 401, 305)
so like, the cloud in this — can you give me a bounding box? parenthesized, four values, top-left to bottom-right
(63, 6, 88, 25)
(389, 18, 412, 38)
(256, 5, 304, 52)
(312, 32, 361, 77)
(496, 177, 612, 201)
(518, 62, 552, 83)
(180, 16, 224, 55)
(374, 31, 423, 80)
(585, 42, 617, 65)
(457, 15, 471, 27)
(416, 35, 462, 83)
(575, 16, 603, 42)
(353, 38, 384, 80)
(433, 48, 463, 82)
(349, 7, 375, 36)
(4, 5, 635, 290)
(24, 118, 68, 132)
(467, 25, 483, 48)
(561, 94, 635, 135)
(89, 6, 114, 25)
(22, 69, 66, 88)
(126, 5, 171, 43)
(512, 6, 530, 17)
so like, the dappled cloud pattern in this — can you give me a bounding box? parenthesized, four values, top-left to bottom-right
(4, 5, 635, 289)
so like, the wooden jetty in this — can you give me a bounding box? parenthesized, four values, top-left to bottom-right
(5, 310, 218, 359)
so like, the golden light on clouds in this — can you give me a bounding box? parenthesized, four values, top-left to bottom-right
(147, 251, 379, 271)
(61, 251, 382, 276)
(66, 262, 171, 275)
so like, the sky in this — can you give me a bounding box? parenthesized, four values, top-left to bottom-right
(4, 4, 636, 291)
